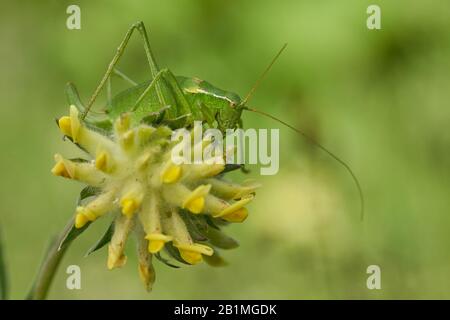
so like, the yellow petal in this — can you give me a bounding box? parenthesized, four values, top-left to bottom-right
(179, 249, 203, 265)
(75, 213, 89, 228)
(214, 196, 253, 218)
(58, 116, 72, 136)
(161, 163, 182, 184)
(74, 206, 98, 228)
(174, 243, 213, 264)
(115, 113, 130, 133)
(121, 198, 138, 217)
(51, 161, 70, 178)
(145, 233, 173, 253)
(185, 196, 204, 214)
(69, 105, 81, 142)
(120, 130, 135, 149)
(221, 207, 249, 223)
(148, 240, 165, 253)
(95, 151, 108, 172)
(182, 184, 211, 214)
(78, 206, 96, 219)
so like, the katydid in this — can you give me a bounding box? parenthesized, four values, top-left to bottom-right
(66, 21, 364, 219)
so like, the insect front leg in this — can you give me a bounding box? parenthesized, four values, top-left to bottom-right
(236, 118, 250, 174)
(195, 101, 215, 127)
(82, 21, 166, 119)
(141, 105, 171, 125)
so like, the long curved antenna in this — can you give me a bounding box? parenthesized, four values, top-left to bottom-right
(241, 43, 288, 106)
(243, 106, 365, 220)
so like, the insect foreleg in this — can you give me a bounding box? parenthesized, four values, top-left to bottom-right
(142, 105, 171, 125)
(195, 101, 215, 126)
(82, 21, 165, 119)
(234, 118, 250, 174)
(161, 113, 192, 126)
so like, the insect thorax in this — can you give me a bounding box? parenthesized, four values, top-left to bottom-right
(177, 76, 243, 130)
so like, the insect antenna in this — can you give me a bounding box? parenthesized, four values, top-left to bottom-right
(241, 43, 288, 106)
(243, 106, 365, 221)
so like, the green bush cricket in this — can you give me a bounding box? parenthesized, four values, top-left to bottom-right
(67, 21, 364, 219)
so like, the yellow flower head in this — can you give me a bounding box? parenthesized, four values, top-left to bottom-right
(52, 105, 259, 291)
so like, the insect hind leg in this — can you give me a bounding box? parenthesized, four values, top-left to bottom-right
(82, 21, 166, 119)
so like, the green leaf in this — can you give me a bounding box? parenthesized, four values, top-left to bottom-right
(141, 113, 162, 126)
(204, 215, 222, 229)
(69, 158, 89, 163)
(164, 242, 190, 265)
(0, 225, 8, 300)
(65, 82, 113, 134)
(65, 82, 85, 111)
(203, 250, 228, 267)
(154, 252, 180, 269)
(222, 164, 242, 174)
(178, 210, 207, 242)
(61, 135, 89, 154)
(94, 119, 113, 133)
(58, 219, 91, 251)
(193, 216, 239, 250)
(84, 118, 113, 135)
(77, 186, 101, 205)
(85, 222, 114, 256)
(178, 213, 238, 249)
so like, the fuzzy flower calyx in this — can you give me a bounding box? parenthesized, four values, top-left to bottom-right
(51, 105, 260, 290)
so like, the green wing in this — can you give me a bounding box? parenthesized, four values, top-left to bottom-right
(107, 77, 179, 124)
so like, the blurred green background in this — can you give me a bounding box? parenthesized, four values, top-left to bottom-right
(1, 0, 450, 299)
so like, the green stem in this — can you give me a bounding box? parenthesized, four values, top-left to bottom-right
(0, 224, 8, 300)
(27, 219, 74, 300)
